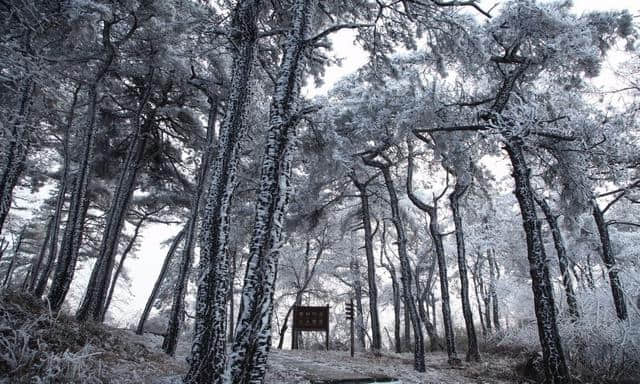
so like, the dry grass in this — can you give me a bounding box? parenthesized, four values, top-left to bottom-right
(0, 290, 186, 384)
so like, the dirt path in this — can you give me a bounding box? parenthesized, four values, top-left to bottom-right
(266, 350, 519, 384)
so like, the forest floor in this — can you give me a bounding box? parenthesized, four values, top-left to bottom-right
(0, 292, 524, 383)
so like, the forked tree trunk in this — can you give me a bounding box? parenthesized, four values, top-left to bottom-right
(350, 174, 382, 352)
(76, 73, 154, 323)
(48, 21, 116, 312)
(449, 182, 480, 362)
(135, 230, 184, 335)
(592, 200, 627, 320)
(163, 98, 217, 356)
(225, 2, 316, 382)
(365, 154, 425, 372)
(406, 148, 458, 365)
(535, 196, 579, 320)
(0, 80, 35, 236)
(185, 2, 261, 383)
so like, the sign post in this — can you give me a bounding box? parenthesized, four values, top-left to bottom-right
(292, 305, 330, 350)
(345, 300, 354, 357)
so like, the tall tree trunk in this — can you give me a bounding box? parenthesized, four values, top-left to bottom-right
(471, 257, 487, 337)
(28, 216, 54, 292)
(449, 182, 480, 362)
(365, 154, 425, 372)
(350, 254, 367, 350)
(76, 72, 154, 322)
(406, 148, 458, 365)
(535, 196, 579, 320)
(350, 174, 382, 352)
(163, 98, 218, 356)
(592, 200, 627, 320)
(101, 215, 145, 321)
(505, 137, 569, 384)
(380, 224, 402, 353)
(135, 230, 184, 335)
(185, 2, 261, 383)
(33, 86, 78, 298)
(487, 249, 500, 331)
(488, 59, 570, 383)
(0, 80, 35, 236)
(224, 1, 316, 382)
(3, 226, 25, 287)
(48, 21, 116, 312)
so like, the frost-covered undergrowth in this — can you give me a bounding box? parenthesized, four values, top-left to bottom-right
(494, 290, 640, 383)
(0, 291, 186, 384)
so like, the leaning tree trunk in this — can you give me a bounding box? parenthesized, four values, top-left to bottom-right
(505, 137, 570, 384)
(224, 2, 316, 382)
(365, 155, 425, 372)
(406, 148, 457, 365)
(48, 22, 115, 312)
(33, 87, 78, 298)
(135, 230, 184, 335)
(535, 196, 579, 320)
(101, 215, 145, 321)
(592, 200, 627, 320)
(163, 103, 217, 356)
(27, 216, 54, 292)
(449, 183, 480, 362)
(3, 227, 25, 287)
(76, 73, 154, 323)
(0, 80, 35, 236)
(350, 175, 382, 351)
(185, 2, 261, 383)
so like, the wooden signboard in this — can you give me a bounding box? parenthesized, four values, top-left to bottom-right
(291, 305, 329, 350)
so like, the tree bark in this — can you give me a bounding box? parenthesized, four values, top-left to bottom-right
(135, 230, 184, 335)
(365, 154, 425, 372)
(0, 79, 35, 236)
(163, 97, 217, 356)
(504, 137, 569, 384)
(76, 70, 155, 323)
(592, 200, 627, 320)
(350, 174, 382, 352)
(449, 182, 480, 362)
(48, 20, 116, 312)
(535, 196, 579, 320)
(224, 1, 316, 382)
(185, 2, 261, 382)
